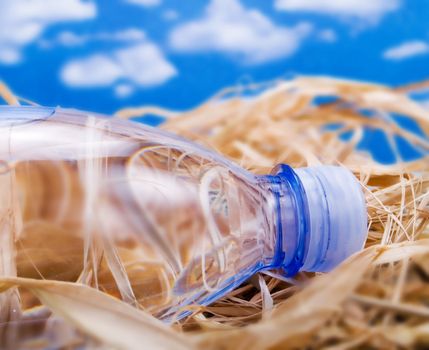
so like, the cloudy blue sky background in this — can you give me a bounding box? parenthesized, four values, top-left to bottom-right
(1, 0, 429, 116)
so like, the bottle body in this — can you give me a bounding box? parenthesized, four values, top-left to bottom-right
(0, 107, 282, 320)
(0, 106, 367, 321)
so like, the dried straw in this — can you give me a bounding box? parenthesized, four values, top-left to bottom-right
(1, 76, 428, 349)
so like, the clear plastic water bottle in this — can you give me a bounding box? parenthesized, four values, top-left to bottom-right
(0, 106, 367, 321)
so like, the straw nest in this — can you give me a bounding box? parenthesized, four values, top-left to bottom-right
(0, 76, 428, 349)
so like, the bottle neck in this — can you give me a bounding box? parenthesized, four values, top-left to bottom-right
(258, 164, 367, 276)
(258, 165, 309, 276)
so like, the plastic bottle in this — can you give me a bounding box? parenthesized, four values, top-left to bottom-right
(0, 106, 367, 321)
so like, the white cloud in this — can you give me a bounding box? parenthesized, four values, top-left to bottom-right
(114, 84, 135, 98)
(116, 44, 176, 86)
(110, 29, 146, 42)
(169, 0, 312, 65)
(54, 31, 87, 47)
(61, 55, 121, 87)
(163, 9, 179, 21)
(125, 0, 161, 7)
(39, 29, 146, 48)
(275, 0, 399, 22)
(318, 29, 337, 43)
(383, 41, 429, 60)
(0, 0, 96, 64)
(60, 41, 177, 89)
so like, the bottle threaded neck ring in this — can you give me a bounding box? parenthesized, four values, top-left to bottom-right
(265, 164, 310, 276)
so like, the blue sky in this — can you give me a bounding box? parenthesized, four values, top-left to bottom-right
(1, 0, 429, 116)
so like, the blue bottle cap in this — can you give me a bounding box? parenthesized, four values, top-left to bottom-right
(295, 166, 368, 272)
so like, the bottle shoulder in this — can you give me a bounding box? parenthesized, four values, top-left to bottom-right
(0, 106, 255, 182)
